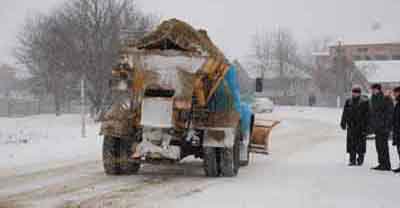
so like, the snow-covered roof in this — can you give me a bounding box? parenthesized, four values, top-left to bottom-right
(312, 52, 330, 57)
(355, 61, 400, 83)
(328, 28, 400, 47)
(329, 41, 400, 48)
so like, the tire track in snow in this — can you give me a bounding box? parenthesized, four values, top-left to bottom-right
(0, 111, 341, 208)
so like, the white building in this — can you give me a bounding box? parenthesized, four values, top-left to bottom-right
(355, 60, 400, 89)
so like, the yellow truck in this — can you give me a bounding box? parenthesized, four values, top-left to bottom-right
(100, 19, 278, 177)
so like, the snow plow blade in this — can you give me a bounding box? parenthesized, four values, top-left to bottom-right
(250, 119, 280, 155)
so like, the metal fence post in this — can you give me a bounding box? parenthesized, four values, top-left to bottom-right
(81, 77, 86, 138)
(38, 99, 41, 115)
(7, 100, 11, 117)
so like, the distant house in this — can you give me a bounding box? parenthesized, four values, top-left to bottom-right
(329, 42, 400, 61)
(256, 62, 313, 106)
(312, 40, 400, 106)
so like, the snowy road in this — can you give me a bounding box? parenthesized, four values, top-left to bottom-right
(0, 107, 400, 208)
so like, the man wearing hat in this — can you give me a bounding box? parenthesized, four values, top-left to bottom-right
(370, 84, 394, 171)
(341, 85, 369, 166)
(392, 87, 400, 173)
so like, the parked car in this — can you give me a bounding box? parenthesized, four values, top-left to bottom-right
(252, 97, 274, 113)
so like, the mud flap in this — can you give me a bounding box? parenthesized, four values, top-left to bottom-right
(250, 119, 280, 155)
(203, 128, 236, 148)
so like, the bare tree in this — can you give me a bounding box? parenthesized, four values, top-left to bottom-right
(273, 28, 298, 76)
(15, 0, 156, 116)
(251, 32, 273, 79)
(250, 28, 299, 79)
(300, 36, 333, 71)
(316, 42, 367, 105)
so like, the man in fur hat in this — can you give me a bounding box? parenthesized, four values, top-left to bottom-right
(369, 84, 393, 171)
(341, 85, 369, 166)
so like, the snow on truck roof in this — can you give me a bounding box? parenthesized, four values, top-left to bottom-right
(355, 60, 400, 83)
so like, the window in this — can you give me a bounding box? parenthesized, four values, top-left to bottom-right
(392, 55, 400, 60)
(357, 48, 368, 53)
(374, 55, 388, 60)
(352, 55, 361, 61)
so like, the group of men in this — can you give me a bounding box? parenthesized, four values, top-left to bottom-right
(340, 83, 400, 173)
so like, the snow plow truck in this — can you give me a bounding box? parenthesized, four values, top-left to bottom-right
(100, 19, 279, 177)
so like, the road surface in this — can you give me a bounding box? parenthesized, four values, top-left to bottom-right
(0, 107, 399, 208)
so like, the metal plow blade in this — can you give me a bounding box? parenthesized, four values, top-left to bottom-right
(250, 119, 280, 155)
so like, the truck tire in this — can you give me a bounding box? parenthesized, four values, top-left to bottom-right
(239, 130, 250, 167)
(203, 147, 220, 177)
(239, 143, 250, 166)
(240, 115, 254, 167)
(103, 136, 141, 175)
(220, 130, 240, 177)
(118, 138, 141, 175)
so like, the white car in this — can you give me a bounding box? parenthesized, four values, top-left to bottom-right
(252, 97, 274, 113)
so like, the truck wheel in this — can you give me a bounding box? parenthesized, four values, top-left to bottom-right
(239, 129, 250, 167)
(103, 136, 140, 175)
(203, 147, 220, 177)
(239, 142, 250, 166)
(103, 136, 119, 175)
(240, 115, 254, 167)
(119, 138, 141, 175)
(220, 130, 240, 177)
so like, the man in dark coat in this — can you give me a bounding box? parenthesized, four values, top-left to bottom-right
(341, 86, 369, 166)
(392, 87, 400, 173)
(370, 84, 394, 171)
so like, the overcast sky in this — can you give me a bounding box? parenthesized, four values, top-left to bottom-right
(1, 0, 400, 65)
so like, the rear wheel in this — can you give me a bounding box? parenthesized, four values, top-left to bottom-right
(239, 142, 250, 166)
(220, 129, 240, 177)
(103, 136, 119, 175)
(103, 136, 141, 175)
(240, 115, 254, 167)
(203, 147, 220, 177)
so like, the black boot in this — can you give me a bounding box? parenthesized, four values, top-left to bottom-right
(357, 154, 365, 166)
(349, 153, 357, 166)
(371, 165, 392, 171)
(371, 165, 382, 170)
(395, 148, 400, 173)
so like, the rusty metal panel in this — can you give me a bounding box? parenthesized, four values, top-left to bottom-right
(192, 111, 241, 128)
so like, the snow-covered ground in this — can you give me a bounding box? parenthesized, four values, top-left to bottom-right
(161, 107, 400, 208)
(0, 107, 399, 208)
(0, 114, 102, 177)
(165, 107, 400, 208)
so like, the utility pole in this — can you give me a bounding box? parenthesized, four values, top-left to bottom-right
(335, 41, 345, 107)
(81, 76, 86, 138)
